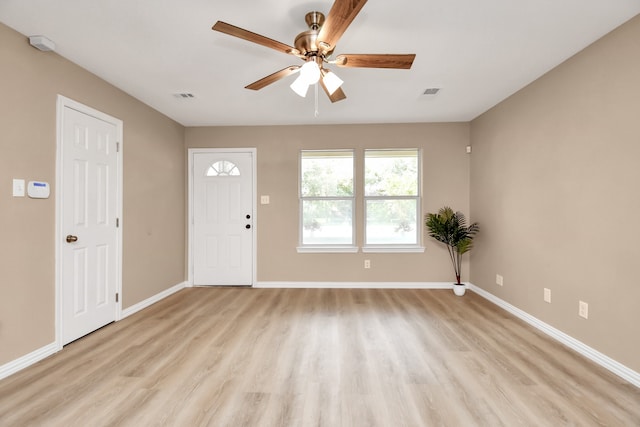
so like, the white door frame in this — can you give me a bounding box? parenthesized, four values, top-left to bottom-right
(55, 95, 123, 349)
(187, 148, 257, 286)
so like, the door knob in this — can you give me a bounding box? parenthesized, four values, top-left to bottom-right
(66, 235, 78, 243)
(245, 224, 251, 229)
(246, 214, 251, 219)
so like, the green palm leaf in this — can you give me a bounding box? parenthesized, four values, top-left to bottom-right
(425, 207, 479, 284)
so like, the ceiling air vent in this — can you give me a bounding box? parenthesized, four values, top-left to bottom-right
(423, 88, 440, 95)
(173, 93, 195, 99)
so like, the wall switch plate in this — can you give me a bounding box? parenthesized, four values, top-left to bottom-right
(364, 259, 371, 269)
(260, 195, 270, 205)
(13, 179, 25, 197)
(579, 301, 589, 319)
(544, 288, 551, 303)
(496, 274, 503, 286)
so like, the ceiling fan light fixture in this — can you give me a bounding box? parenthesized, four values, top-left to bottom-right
(299, 60, 321, 84)
(213, 1, 416, 104)
(322, 70, 343, 95)
(290, 74, 310, 97)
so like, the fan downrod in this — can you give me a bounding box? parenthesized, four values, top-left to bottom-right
(305, 11, 325, 30)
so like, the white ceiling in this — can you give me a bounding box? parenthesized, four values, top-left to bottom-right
(1, 1, 639, 127)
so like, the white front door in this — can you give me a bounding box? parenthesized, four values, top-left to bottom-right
(192, 150, 255, 286)
(59, 101, 120, 345)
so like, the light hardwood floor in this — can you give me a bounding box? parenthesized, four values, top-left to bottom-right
(0, 288, 638, 426)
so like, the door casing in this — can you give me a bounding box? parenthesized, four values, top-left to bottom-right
(55, 95, 123, 348)
(187, 148, 257, 286)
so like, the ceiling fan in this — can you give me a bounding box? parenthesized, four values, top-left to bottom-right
(212, 0, 416, 103)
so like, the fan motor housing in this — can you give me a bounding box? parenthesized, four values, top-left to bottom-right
(294, 12, 333, 58)
(294, 30, 318, 56)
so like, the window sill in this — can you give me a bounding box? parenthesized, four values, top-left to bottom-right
(297, 246, 360, 254)
(362, 246, 425, 253)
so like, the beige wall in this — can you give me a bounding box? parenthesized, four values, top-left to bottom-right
(470, 15, 640, 372)
(5, 8, 637, 380)
(0, 23, 186, 365)
(186, 123, 471, 282)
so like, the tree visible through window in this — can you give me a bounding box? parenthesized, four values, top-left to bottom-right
(365, 149, 420, 245)
(300, 150, 354, 246)
(299, 149, 421, 250)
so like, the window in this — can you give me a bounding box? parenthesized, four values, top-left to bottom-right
(206, 160, 240, 176)
(364, 149, 420, 247)
(298, 149, 422, 253)
(299, 150, 355, 249)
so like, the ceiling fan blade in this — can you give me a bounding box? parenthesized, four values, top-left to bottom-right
(245, 66, 300, 90)
(335, 54, 416, 69)
(316, 0, 368, 52)
(319, 76, 347, 103)
(213, 21, 298, 56)
(328, 86, 347, 103)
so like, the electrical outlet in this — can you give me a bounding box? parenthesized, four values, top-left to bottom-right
(544, 288, 551, 303)
(260, 195, 270, 204)
(496, 274, 503, 286)
(579, 301, 589, 319)
(364, 259, 371, 269)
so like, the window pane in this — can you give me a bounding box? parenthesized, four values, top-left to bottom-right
(301, 151, 353, 197)
(366, 199, 418, 244)
(207, 160, 240, 176)
(302, 200, 353, 245)
(365, 150, 418, 196)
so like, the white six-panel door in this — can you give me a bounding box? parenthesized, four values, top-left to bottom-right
(192, 150, 254, 286)
(60, 103, 119, 344)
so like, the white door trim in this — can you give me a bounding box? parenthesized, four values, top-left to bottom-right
(187, 148, 257, 286)
(55, 95, 123, 349)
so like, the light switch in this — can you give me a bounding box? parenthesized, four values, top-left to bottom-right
(13, 179, 25, 197)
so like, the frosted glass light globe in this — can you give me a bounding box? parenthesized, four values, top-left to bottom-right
(300, 60, 321, 84)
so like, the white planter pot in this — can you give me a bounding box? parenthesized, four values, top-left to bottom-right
(452, 284, 466, 296)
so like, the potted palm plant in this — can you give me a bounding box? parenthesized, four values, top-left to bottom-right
(425, 207, 479, 296)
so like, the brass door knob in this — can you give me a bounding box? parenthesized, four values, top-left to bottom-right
(66, 235, 78, 243)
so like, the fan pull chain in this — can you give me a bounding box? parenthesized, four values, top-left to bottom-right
(314, 83, 319, 118)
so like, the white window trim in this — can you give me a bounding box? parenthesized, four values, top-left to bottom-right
(297, 245, 360, 253)
(362, 245, 425, 253)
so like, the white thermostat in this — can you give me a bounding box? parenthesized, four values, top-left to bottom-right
(27, 181, 50, 199)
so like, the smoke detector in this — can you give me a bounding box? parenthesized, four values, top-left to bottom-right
(29, 35, 56, 52)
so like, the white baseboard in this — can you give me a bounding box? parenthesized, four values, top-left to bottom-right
(0, 342, 60, 381)
(1, 281, 188, 382)
(121, 281, 187, 319)
(469, 283, 640, 389)
(255, 281, 456, 289)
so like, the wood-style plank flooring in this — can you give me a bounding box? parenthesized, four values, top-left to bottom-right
(0, 288, 638, 426)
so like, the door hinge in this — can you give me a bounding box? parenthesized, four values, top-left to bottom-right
(116, 218, 120, 227)
(116, 142, 120, 152)
(116, 293, 119, 303)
